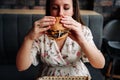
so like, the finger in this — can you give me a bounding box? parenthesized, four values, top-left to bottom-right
(40, 16, 56, 22)
(34, 21, 41, 27)
(35, 16, 56, 27)
(61, 20, 72, 25)
(63, 24, 77, 31)
(61, 17, 75, 26)
(40, 21, 55, 27)
(41, 18, 55, 23)
(39, 26, 51, 32)
(34, 20, 55, 29)
(61, 16, 73, 21)
(61, 17, 78, 27)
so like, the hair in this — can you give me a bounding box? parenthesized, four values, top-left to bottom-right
(45, 0, 84, 25)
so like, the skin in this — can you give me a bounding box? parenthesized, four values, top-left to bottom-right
(16, 0, 105, 71)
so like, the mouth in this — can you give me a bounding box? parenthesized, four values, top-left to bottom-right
(47, 29, 69, 39)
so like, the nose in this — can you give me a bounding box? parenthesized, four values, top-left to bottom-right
(59, 8, 64, 17)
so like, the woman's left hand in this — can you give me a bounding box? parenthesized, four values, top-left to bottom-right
(61, 16, 85, 43)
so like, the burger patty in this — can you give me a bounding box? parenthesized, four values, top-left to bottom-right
(47, 30, 69, 38)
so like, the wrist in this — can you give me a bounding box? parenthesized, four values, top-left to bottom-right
(78, 35, 87, 46)
(24, 35, 34, 43)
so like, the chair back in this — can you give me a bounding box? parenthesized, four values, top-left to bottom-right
(103, 19, 120, 56)
(103, 19, 120, 41)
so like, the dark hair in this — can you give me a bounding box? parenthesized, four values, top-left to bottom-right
(45, 0, 84, 25)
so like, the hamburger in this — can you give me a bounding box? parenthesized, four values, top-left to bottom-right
(47, 17, 69, 40)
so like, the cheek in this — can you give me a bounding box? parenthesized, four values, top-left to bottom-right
(50, 11, 58, 16)
(65, 10, 74, 16)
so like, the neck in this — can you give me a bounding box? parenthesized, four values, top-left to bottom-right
(55, 35, 67, 51)
(55, 33, 68, 41)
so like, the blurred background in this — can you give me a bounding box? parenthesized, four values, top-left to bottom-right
(0, 0, 120, 25)
(0, 0, 120, 80)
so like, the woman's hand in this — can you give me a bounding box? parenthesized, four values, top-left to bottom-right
(61, 16, 105, 68)
(61, 16, 85, 43)
(26, 16, 56, 41)
(16, 16, 56, 71)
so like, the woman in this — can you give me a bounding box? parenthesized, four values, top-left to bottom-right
(16, 0, 105, 79)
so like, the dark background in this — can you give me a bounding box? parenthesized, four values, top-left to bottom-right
(0, 0, 120, 25)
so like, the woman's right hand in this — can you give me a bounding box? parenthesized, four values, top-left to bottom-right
(25, 16, 56, 41)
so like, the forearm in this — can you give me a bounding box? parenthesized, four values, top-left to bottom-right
(78, 38, 105, 69)
(16, 37, 34, 71)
